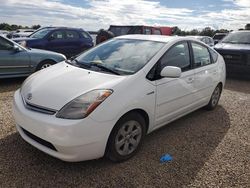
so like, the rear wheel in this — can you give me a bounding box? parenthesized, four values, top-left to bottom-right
(106, 112, 146, 162)
(36, 60, 55, 71)
(205, 84, 222, 110)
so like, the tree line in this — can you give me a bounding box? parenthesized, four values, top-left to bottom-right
(0, 23, 41, 31)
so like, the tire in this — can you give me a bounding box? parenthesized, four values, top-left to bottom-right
(106, 112, 146, 162)
(36, 60, 55, 71)
(205, 84, 222, 110)
(96, 29, 114, 45)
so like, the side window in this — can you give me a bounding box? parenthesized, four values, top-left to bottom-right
(191, 42, 212, 67)
(209, 48, 218, 63)
(66, 30, 79, 39)
(144, 28, 151, 35)
(160, 42, 191, 72)
(153, 29, 161, 35)
(50, 30, 64, 40)
(0, 37, 13, 50)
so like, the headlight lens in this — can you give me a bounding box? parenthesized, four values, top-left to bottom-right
(56, 89, 113, 119)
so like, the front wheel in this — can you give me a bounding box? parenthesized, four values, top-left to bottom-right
(106, 112, 146, 162)
(36, 60, 55, 71)
(205, 84, 222, 110)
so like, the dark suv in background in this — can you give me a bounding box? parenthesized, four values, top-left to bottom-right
(14, 27, 93, 58)
(214, 31, 250, 77)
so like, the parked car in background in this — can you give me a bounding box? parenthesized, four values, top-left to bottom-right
(96, 25, 174, 44)
(13, 27, 94, 58)
(7, 29, 35, 39)
(0, 30, 9, 37)
(0, 36, 66, 78)
(188, 36, 214, 47)
(213, 33, 228, 44)
(214, 31, 250, 77)
(13, 35, 225, 162)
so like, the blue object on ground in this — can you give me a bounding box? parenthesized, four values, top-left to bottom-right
(160, 154, 173, 163)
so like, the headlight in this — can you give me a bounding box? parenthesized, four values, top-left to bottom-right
(19, 41, 26, 47)
(56, 89, 113, 119)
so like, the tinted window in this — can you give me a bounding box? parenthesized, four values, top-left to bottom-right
(191, 43, 211, 67)
(66, 30, 79, 39)
(160, 42, 191, 71)
(0, 37, 13, 50)
(144, 28, 151, 35)
(153, 29, 161, 35)
(50, 31, 64, 40)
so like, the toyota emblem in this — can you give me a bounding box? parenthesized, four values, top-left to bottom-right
(27, 93, 32, 100)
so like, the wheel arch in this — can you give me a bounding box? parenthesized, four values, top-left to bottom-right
(36, 59, 57, 71)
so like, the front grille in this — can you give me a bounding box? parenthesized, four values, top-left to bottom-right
(24, 101, 56, 115)
(21, 127, 57, 151)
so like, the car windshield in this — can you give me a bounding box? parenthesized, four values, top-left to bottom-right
(221, 32, 250, 44)
(29, 28, 52, 39)
(71, 39, 165, 75)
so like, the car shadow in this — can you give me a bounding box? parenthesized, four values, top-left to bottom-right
(0, 106, 230, 187)
(225, 78, 250, 94)
(0, 77, 25, 93)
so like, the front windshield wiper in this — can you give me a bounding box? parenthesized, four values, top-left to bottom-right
(90, 62, 120, 75)
(66, 59, 91, 69)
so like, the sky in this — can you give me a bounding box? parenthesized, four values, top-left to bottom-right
(0, 0, 249, 31)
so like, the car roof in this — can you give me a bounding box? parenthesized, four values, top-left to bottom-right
(117, 35, 179, 43)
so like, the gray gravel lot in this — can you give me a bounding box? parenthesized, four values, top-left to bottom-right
(0, 77, 249, 188)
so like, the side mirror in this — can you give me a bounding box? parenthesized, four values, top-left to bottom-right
(13, 45, 22, 53)
(160, 66, 181, 78)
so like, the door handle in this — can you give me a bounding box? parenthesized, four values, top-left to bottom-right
(186, 77, 194, 83)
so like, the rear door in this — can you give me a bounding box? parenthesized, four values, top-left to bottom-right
(64, 29, 82, 57)
(153, 42, 197, 127)
(190, 42, 219, 104)
(0, 37, 30, 76)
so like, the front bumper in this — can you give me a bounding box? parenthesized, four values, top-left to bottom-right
(12, 90, 115, 162)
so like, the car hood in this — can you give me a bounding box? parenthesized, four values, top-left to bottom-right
(28, 48, 65, 57)
(214, 43, 250, 52)
(20, 62, 127, 110)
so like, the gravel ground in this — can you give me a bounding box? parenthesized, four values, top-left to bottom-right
(0, 77, 249, 188)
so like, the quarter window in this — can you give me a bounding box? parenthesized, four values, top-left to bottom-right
(191, 43, 211, 67)
(209, 48, 218, 63)
(160, 42, 191, 71)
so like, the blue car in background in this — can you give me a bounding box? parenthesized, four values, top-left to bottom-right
(0, 35, 66, 78)
(14, 27, 93, 58)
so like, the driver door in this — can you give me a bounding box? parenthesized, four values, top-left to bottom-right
(0, 37, 30, 76)
(153, 42, 197, 128)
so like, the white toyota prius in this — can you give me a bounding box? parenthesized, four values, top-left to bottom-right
(13, 35, 226, 162)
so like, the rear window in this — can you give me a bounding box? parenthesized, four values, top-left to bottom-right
(213, 34, 226, 40)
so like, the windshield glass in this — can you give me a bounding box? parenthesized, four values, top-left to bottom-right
(221, 32, 250, 44)
(72, 39, 165, 75)
(29, 28, 52, 39)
